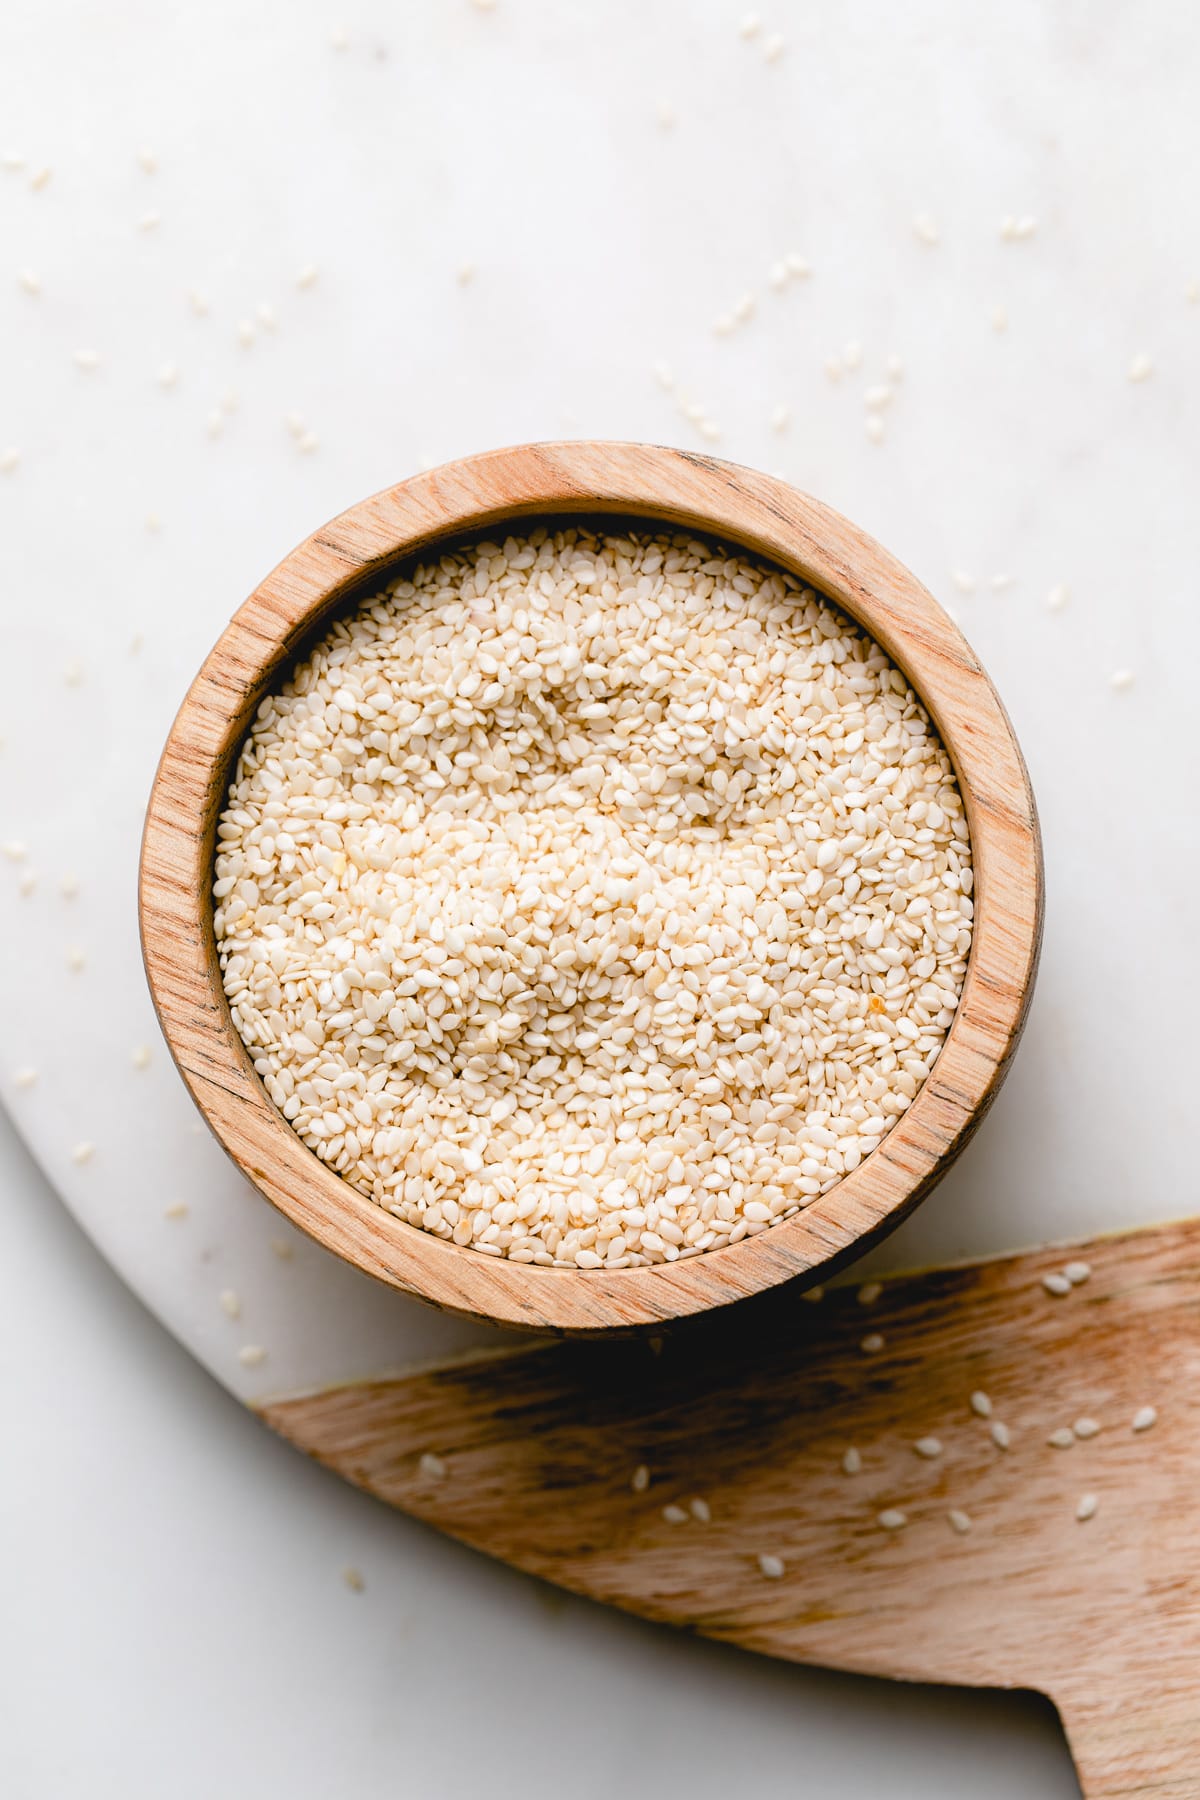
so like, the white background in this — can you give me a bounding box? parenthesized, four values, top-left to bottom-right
(3, 0, 1198, 1792)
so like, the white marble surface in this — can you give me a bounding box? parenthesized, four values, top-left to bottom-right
(1, 1, 1198, 1790)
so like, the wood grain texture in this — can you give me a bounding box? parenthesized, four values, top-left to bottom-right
(262, 1217, 1200, 1799)
(139, 441, 1042, 1333)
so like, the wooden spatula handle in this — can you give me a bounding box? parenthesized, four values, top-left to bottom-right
(262, 1218, 1200, 1797)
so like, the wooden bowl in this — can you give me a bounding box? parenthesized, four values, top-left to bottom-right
(139, 441, 1042, 1335)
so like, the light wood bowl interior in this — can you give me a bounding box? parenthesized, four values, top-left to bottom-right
(139, 441, 1043, 1334)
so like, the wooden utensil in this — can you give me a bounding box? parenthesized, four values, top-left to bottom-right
(262, 1215, 1200, 1798)
(139, 440, 1042, 1335)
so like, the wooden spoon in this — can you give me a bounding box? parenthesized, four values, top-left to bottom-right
(262, 1215, 1200, 1798)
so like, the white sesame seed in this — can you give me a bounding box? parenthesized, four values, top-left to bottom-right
(17, 268, 40, 295)
(1187, 279, 1199, 304)
(13, 1067, 38, 1089)
(990, 573, 1014, 591)
(206, 408, 224, 439)
(1076, 1493, 1098, 1523)
(470, 0, 496, 10)
(842, 1447, 862, 1475)
(0, 448, 19, 475)
(914, 1437, 943, 1459)
(631, 1463, 650, 1492)
(270, 1237, 294, 1260)
(418, 1451, 446, 1479)
(885, 354, 904, 380)
(990, 1421, 1010, 1450)
(137, 147, 158, 173)
(824, 354, 844, 381)
(237, 319, 255, 347)
(330, 26, 349, 49)
(18, 871, 36, 898)
(1110, 669, 1135, 692)
(662, 1503, 688, 1524)
(1132, 1405, 1157, 1433)
(738, 12, 761, 37)
(342, 1565, 364, 1592)
(2, 151, 25, 170)
(757, 1552, 785, 1578)
(71, 1141, 95, 1165)
(221, 387, 239, 415)
(189, 290, 210, 316)
(769, 403, 790, 432)
(655, 99, 676, 128)
(1064, 1260, 1091, 1286)
(255, 302, 278, 332)
(843, 339, 862, 370)
(912, 213, 939, 246)
(1128, 352, 1153, 383)
(157, 362, 179, 390)
(1046, 1428, 1075, 1449)
(856, 1282, 882, 1306)
(801, 1287, 826, 1305)
(30, 166, 52, 190)
(66, 945, 85, 971)
(296, 263, 319, 290)
(456, 261, 477, 286)
(763, 32, 785, 61)
(689, 1496, 712, 1523)
(2, 840, 27, 862)
(947, 1509, 972, 1534)
(138, 210, 161, 231)
(74, 349, 100, 372)
(784, 251, 810, 278)
(878, 1508, 907, 1531)
(1073, 1417, 1101, 1440)
(130, 632, 145, 652)
(163, 1201, 189, 1220)
(991, 303, 1009, 333)
(860, 1334, 885, 1355)
(950, 569, 976, 595)
(1046, 583, 1069, 611)
(237, 1344, 266, 1367)
(60, 873, 80, 898)
(865, 414, 886, 444)
(219, 1288, 241, 1319)
(1042, 1273, 1072, 1296)
(1000, 214, 1037, 241)
(298, 429, 320, 454)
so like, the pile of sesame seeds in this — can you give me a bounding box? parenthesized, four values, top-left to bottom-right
(214, 525, 973, 1270)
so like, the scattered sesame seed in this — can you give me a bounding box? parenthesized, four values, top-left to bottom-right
(30, 166, 52, 191)
(1132, 1405, 1157, 1433)
(2, 150, 26, 170)
(970, 1391, 992, 1418)
(13, 1067, 38, 1089)
(219, 1288, 241, 1319)
(137, 147, 158, 174)
(878, 1508, 907, 1531)
(655, 98, 676, 128)
(73, 349, 101, 372)
(138, 210, 161, 231)
(418, 1451, 446, 1480)
(60, 873, 80, 898)
(801, 1286, 825, 1304)
(18, 871, 36, 897)
(2, 840, 27, 862)
(1128, 352, 1153, 383)
(769, 403, 790, 432)
(1047, 1428, 1075, 1449)
(237, 319, 255, 347)
(1073, 1417, 1101, 1440)
(757, 1552, 785, 1578)
(0, 448, 19, 475)
(689, 1496, 712, 1523)
(914, 1436, 943, 1459)
(157, 361, 179, 390)
(66, 945, 85, 971)
(947, 1509, 972, 1534)
(256, 301, 278, 331)
(1076, 1493, 1098, 1523)
(739, 12, 761, 37)
(456, 261, 477, 287)
(860, 1334, 885, 1355)
(631, 1463, 650, 1492)
(470, 0, 496, 10)
(1064, 1260, 1091, 1285)
(71, 1141, 95, 1165)
(206, 408, 224, 439)
(763, 33, 785, 61)
(1000, 214, 1037, 241)
(662, 1503, 688, 1524)
(342, 1565, 365, 1592)
(163, 1201, 189, 1220)
(1186, 279, 1199, 304)
(842, 1447, 862, 1475)
(1043, 1272, 1072, 1296)
(269, 1237, 295, 1261)
(298, 429, 320, 454)
(784, 251, 810, 278)
(296, 263, 318, 290)
(1046, 583, 1069, 611)
(652, 359, 673, 392)
(237, 1344, 266, 1367)
(824, 354, 844, 381)
(990, 1421, 1011, 1450)
(856, 1281, 882, 1306)
(189, 290, 210, 316)
(130, 632, 145, 653)
(843, 339, 863, 370)
(912, 213, 939, 246)
(864, 384, 893, 410)
(885, 354, 905, 381)
(991, 303, 1008, 333)
(768, 262, 788, 290)
(950, 569, 976, 595)
(220, 387, 239, 415)
(990, 573, 1014, 591)
(17, 268, 40, 296)
(698, 419, 722, 442)
(1110, 668, 1135, 692)
(865, 415, 886, 444)
(330, 26, 349, 49)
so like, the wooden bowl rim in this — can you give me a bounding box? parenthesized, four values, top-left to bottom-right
(138, 440, 1043, 1335)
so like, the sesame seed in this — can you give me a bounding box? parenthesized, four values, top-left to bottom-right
(912, 213, 939, 246)
(66, 946, 85, 971)
(856, 1282, 882, 1306)
(219, 1288, 241, 1319)
(137, 147, 158, 174)
(18, 871, 36, 898)
(1187, 279, 1199, 304)
(0, 448, 19, 475)
(71, 1141, 95, 1165)
(298, 430, 320, 454)
(237, 1344, 266, 1367)
(157, 362, 179, 390)
(865, 415, 886, 444)
(784, 251, 810, 278)
(342, 1565, 365, 1592)
(17, 268, 40, 296)
(842, 1447, 862, 1475)
(296, 263, 319, 289)
(60, 873, 80, 898)
(237, 319, 255, 347)
(757, 1552, 785, 1578)
(256, 301, 278, 331)
(1000, 214, 1037, 241)
(860, 1334, 885, 1355)
(30, 166, 52, 190)
(763, 32, 785, 61)
(878, 1509, 907, 1531)
(270, 1237, 294, 1261)
(843, 339, 862, 370)
(1076, 1493, 1098, 1523)
(189, 290, 210, 316)
(631, 1463, 650, 1492)
(950, 569, 976, 595)
(2, 151, 26, 170)
(13, 1067, 38, 1089)
(991, 303, 1009, 333)
(418, 1451, 446, 1480)
(769, 404, 790, 432)
(824, 354, 844, 381)
(1110, 669, 1135, 692)
(990, 1421, 1011, 1450)
(138, 210, 161, 231)
(1128, 352, 1153, 383)
(206, 408, 224, 439)
(655, 99, 676, 128)
(970, 1390, 992, 1418)
(1042, 1273, 1072, 1296)
(885, 354, 904, 380)
(947, 1510, 972, 1534)
(1132, 1405, 1157, 1433)
(330, 26, 349, 49)
(1064, 1260, 1091, 1285)
(1073, 1417, 1101, 1440)
(914, 1436, 943, 1459)
(73, 349, 100, 372)
(689, 1496, 712, 1523)
(456, 261, 477, 286)
(1046, 1428, 1075, 1449)
(662, 1503, 688, 1524)
(1046, 583, 1069, 611)
(864, 385, 893, 410)
(221, 387, 238, 414)
(990, 573, 1014, 591)
(801, 1287, 825, 1304)
(738, 12, 761, 37)
(2, 840, 27, 862)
